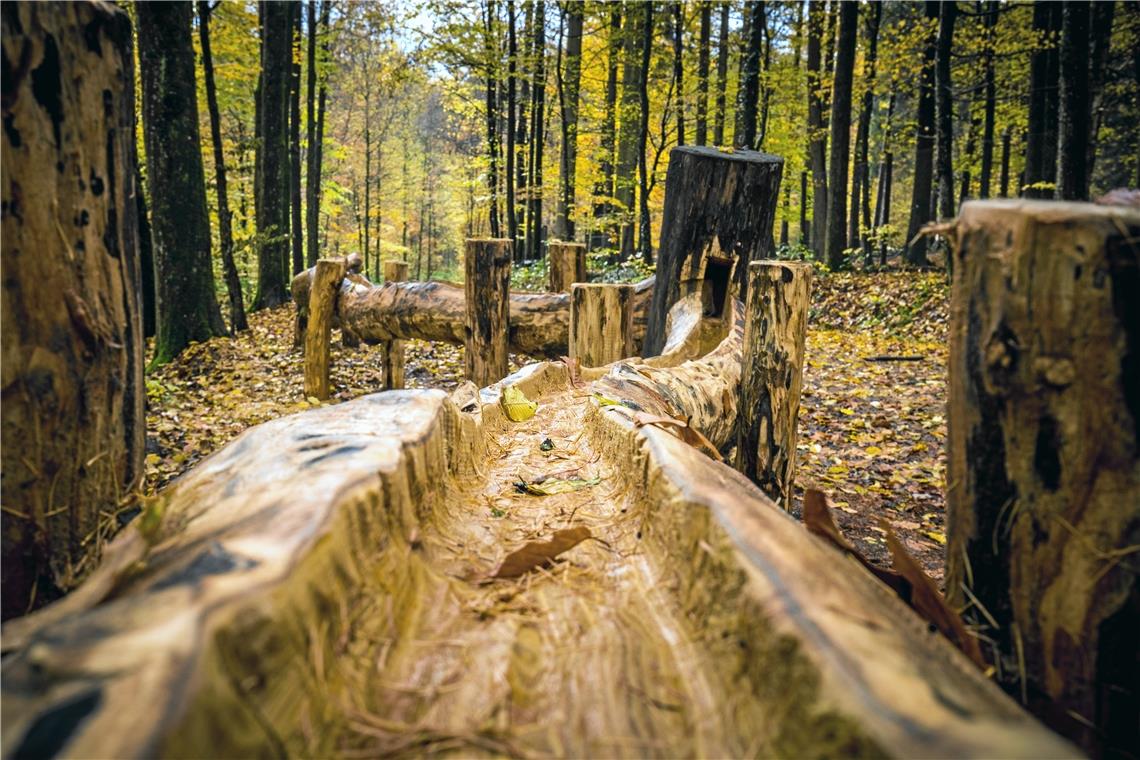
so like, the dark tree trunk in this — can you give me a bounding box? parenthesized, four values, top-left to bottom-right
(288, 2, 302, 276)
(1055, 1, 1090, 201)
(672, 2, 685, 146)
(806, 0, 827, 259)
(507, 0, 519, 246)
(999, 127, 1011, 197)
(736, 0, 765, 149)
(713, 2, 729, 145)
(137, 171, 156, 338)
(851, 0, 881, 251)
(871, 91, 895, 268)
(904, 1, 938, 266)
(638, 1, 654, 263)
(1086, 1, 1116, 186)
(1024, 1, 1062, 198)
(557, 1, 582, 240)
(592, 5, 621, 248)
(695, 1, 710, 145)
(617, 0, 644, 259)
(978, 0, 998, 198)
(735, 2, 752, 144)
(485, 0, 501, 238)
(138, 1, 226, 355)
(253, 0, 292, 308)
(526, 0, 546, 259)
(800, 170, 809, 245)
(935, 0, 957, 219)
(304, 1, 318, 267)
(824, 0, 857, 270)
(198, 1, 248, 332)
(517, 1, 531, 260)
(757, 10, 773, 148)
(1, 0, 145, 619)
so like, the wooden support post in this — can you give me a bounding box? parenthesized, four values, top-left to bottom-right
(548, 241, 587, 292)
(570, 283, 635, 368)
(304, 258, 345, 400)
(464, 239, 512, 386)
(946, 199, 1140, 758)
(381, 260, 409, 389)
(734, 261, 812, 510)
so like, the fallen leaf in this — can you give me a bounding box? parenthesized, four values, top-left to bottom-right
(633, 413, 724, 462)
(501, 385, 538, 422)
(802, 490, 909, 598)
(922, 530, 946, 545)
(516, 476, 600, 496)
(560, 356, 583, 388)
(492, 527, 592, 578)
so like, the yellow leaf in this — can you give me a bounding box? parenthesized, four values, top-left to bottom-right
(501, 385, 538, 422)
(840, 407, 855, 415)
(865, 445, 883, 456)
(923, 530, 946, 545)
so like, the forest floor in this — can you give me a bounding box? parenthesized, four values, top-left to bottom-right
(143, 270, 950, 582)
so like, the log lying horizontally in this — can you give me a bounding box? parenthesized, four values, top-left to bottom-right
(1, 298, 1074, 759)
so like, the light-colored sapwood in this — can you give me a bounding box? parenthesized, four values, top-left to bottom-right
(548, 240, 587, 292)
(381, 260, 409, 389)
(303, 258, 346, 400)
(570, 283, 636, 367)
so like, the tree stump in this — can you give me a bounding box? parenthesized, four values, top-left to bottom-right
(642, 146, 783, 357)
(946, 199, 1140, 758)
(464, 239, 512, 386)
(381, 260, 409, 389)
(570, 283, 635, 367)
(304, 259, 346, 400)
(0, 1, 145, 620)
(735, 262, 812, 511)
(548, 241, 587, 292)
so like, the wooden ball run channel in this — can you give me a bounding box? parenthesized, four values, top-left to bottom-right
(0, 291, 1074, 758)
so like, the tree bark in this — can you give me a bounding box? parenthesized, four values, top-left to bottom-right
(507, 0, 519, 248)
(549, 241, 587, 292)
(289, 1, 303, 276)
(695, 2, 710, 145)
(592, 5, 621, 250)
(713, 2, 729, 146)
(616, 1, 644, 260)
(643, 146, 783, 357)
(198, 1, 248, 333)
(1086, 1, 1116, 188)
(935, 0, 957, 219)
(305, 0, 328, 267)
(557, 1, 581, 241)
(978, 1, 998, 199)
(305, 1, 317, 265)
(736, 0, 765, 149)
(381, 260, 409, 389)
(946, 199, 1140, 759)
(672, 2, 685, 146)
(735, 261, 811, 511)
(904, 1, 939, 266)
(1, 0, 145, 620)
(138, 1, 226, 360)
(637, 1, 653, 264)
(570, 283, 635, 367)
(806, 0, 828, 260)
(1055, 1, 1090, 201)
(1024, 1, 1061, 199)
(999, 127, 1011, 197)
(484, 0, 501, 238)
(527, 0, 546, 259)
(304, 259, 345, 400)
(850, 1, 881, 251)
(254, 0, 292, 308)
(824, 0, 857, 270)
(465, 239, 512, 385)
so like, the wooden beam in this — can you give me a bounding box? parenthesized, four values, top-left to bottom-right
(735, 261, 812, 510)
(464, 239, 512, 385)
(548, 240, 587, 292)
(303, 258, 345, 400)
(380, 260, 408, 389)
(570, 283, 635, 368)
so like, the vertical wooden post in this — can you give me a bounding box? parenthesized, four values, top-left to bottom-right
(304, 258, 345, 400)
(734, 261, 812, 511)
(946, 200, 1140, 758)
(381, 260, 409, 389)
(464, 239, 512, 386)
(548, 240, 587, 292)
(569, 283, 636, 368)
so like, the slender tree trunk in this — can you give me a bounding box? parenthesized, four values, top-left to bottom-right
(591, 6, 620, 249)
(289, 1, 303, 276)
(1056, 1, 1091, 200)
(304, 1, 319, 267)
(851, 0, 881, 251)
(806, 0, 827, 259)
(363, 103, 372, 275)
(736, 0, 764, 149)
(1086, 1, 1116, 187)
(695, 2, 710, 145)
(517, 1, 531, 260)
(978, 1, 998, 198)
(138, 171, 157, 338)
(713, 2, 729, 145)
(735, 2, 752, 145)
(1024, 1, 1062, 198)
(999, 127, 1011, 197)
(935, 0, 957, 219)
(557, 1, 582, 240)
(904, 2, 938, 266)
(617, 0, 644, 260)
(638, 1, 654, 264)
(757, 11, 773, 148)
(507, 0, 518, 247)
(871, 91, 895, 266)
(198, 1, 248, 332)
(138, 1, 227, 355)
(485, 0, 501, 238)
(528, 0, 546, 259)
(673, 2, 685, 146)
(824, 0, 857, 270)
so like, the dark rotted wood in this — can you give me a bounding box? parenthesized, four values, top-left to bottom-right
(304, 259, 345, 400)
(549, 241, 588, 292)
(0, 1, 145, 620)
(381, 260, 409, 389)
(464, 239, 512, 385)
(570, 283, 635, 367)
(735, 261, 812, 511)
(946, 200, 1140, 758)
(643, 146, 784, 357)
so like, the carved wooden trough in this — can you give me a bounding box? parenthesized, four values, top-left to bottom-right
(0, 289, 1075, 758)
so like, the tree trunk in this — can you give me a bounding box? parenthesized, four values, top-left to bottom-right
(305, 1, 317, 266)
(806, 0, 828, 260)
(736, 0, 764, 149)
(1024, 1, 1061, 199)
(735, 262, 811, 511)
(978, 1, 998, 199)
(556, 1, 583, 241)
(1086, 1, 1116, 188)
(485, 0, 501, 238)
(904, 2, 938, 266)
(289, 1, 303, 276)
(137, 170, 157, 338)
(254, 0, 292, 308)
(303, 258, 345, 400)
(138, 1, 227, 359)
(1055, 1, 1090, 201)
(850, 2, 881, 251)
(0, 0, 145, 620)
(464, 239, 512, 385)
(592, 5, 621, 249)
(935, 0, 957, 220)
(549, 241, 587, 292)
(946, 199, 1140, 760)
(516, 0, 532, 260)
(643, 146, 783, 357)
(800, 170, 810, 245)
(198, 1, 248, 333)
(824, 0, 857, 270)
(507, 0, 519, 249)
(695, 2, 710, 145)
(570, 283, 636, 367)
(999, 127, 1011, 197)
(381, 260, 409, 389)
(616, 1, 644, 260)
(713, 2, 729, 145)
(637, 1, 653, 264)
(529, 0, 546, 258)
(672, 2, 685, 146)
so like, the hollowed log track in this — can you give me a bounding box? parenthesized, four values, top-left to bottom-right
(1, 303, 1073, 759)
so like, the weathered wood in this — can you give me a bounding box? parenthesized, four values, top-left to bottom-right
(946, 199, 1140, 758)
(0, 301, 1075, 759)
(381, 260, 409, 389)
(291, 252, 362, 348)
(735, 261, 812, 511)
(0, 1, 144, 620)
(304, 259, 345, 400)
(643, 145, 783, 357)
(464, 239, 512, 385)
(570, 283, 635, 368)
(548, 240, 587, 292)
